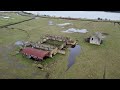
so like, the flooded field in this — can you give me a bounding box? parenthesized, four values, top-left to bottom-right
(0, 11, 120, 79)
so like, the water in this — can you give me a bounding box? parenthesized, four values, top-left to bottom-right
(66, 45, 81, 71)
(62, 28, 88, 33)
(25, 11, 120, 20)
(15, 41, 24, 46)
(3, 17, 10, 19)
(57, 23, 72, 26)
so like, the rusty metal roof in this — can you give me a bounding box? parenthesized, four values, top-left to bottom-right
(21, 47, 50, 59)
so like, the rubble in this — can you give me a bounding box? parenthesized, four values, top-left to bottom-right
(19, 34, 77, 61)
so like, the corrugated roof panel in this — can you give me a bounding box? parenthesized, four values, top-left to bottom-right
(21, 47, 50, 59)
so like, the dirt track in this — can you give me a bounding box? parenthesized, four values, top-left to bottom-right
(0, 17, 35, 29)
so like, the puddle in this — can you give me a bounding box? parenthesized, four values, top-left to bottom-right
(48, 21, 54, 25)
(66, 45, 81, 71)
(62, 28, 88, 33)
(15, 41, 24, 46)
(0, 16, 10, 19)
(3, 17, 10, 19)
(57, 23, 72, 26)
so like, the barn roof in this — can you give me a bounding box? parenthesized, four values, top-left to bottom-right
(21, 47, 50, 59)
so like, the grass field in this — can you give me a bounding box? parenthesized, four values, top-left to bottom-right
(0, 12, 120, 79)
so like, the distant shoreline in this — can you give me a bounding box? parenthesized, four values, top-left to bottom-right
(1, 11, 120, 21)
(104, 11, 120, 13)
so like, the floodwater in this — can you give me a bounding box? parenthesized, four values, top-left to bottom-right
(57, 23, 72, 26)
(25, 11, 120, 20)
(62, 28, 88, 33)
(66, 45, 81, 71)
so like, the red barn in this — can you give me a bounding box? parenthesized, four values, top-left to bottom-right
(20, 47, 50, 60)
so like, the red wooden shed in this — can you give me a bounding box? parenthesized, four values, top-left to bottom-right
(21, 47, 50, 60)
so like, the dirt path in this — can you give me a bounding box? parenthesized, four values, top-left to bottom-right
(0, 17, 35, 29)
(6, 27, 30, 40)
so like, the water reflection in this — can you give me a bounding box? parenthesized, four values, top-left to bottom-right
(66, 45, 81, 71)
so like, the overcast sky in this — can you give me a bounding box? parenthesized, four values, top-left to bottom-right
(1, 11, 120, 20)
(25, 11, 120, 20)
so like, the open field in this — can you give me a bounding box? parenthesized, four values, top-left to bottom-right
(0, 12, 120, 79)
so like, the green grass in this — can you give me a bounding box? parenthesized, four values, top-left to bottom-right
(43, 39, 64, 47)
(0, 28, 27, 45)
(0, 12, 32, 26)
(0, 12, 120, 79)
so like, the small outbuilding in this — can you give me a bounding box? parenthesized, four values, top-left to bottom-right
(90, 35, 102, 45)
(86, 32, 103, 45)
(90, 32, 103, 45)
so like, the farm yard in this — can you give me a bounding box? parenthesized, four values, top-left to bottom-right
(0, 12, 120, 79)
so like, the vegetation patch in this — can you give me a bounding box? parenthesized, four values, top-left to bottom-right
(43, 39, 64, 47)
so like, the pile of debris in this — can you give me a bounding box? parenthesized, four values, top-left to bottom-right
(18, 34, 77, 61)
(43, 34, 77, 45)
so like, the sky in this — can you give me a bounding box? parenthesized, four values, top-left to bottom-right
(25, 11, 120, 20)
